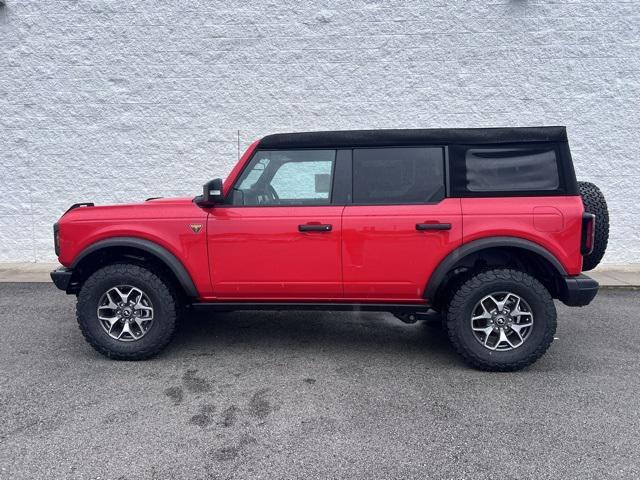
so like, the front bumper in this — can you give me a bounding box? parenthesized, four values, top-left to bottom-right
(559, 274, 599, 307)
(50, 267, 73, 292)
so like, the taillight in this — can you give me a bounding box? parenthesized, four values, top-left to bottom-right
(53, 223, 60, 256)
(581, 213, 595, 255)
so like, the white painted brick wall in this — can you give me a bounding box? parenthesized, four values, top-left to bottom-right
(1, 0, 639, 264)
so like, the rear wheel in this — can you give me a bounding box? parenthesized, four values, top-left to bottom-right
(445, 269, 556, 371)
(76, 263, 178, 360)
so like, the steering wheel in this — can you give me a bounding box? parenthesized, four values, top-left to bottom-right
(267, 184, 280, 203)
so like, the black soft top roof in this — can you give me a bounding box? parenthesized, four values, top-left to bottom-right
(259, 126, 567, 149)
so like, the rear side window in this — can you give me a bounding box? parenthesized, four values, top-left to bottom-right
(450, 144, 563, 196)
(352, 147, 445, 204)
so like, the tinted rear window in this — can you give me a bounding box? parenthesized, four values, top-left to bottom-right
(451, 144, 564, 196)
(466, 147, 559, 191)
(352, 147, 445, 204)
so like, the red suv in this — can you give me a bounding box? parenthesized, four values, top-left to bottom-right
(51, 127, 608, 371)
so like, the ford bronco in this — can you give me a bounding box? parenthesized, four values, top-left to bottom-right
(51, 127, 609, 371)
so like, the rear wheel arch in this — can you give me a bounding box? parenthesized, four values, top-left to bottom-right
(69, 237, 198, 298)
(426, 237, 567, 308)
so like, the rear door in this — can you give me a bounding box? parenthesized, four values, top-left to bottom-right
(342, 147, 462, 301)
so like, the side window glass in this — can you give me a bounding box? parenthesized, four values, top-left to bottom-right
(231, 150, 335, 206)
(236, 156, 270, 190)
(352, 147, 444, 204)
(270, 160, 333, 201)
(465, 147, 559, 192)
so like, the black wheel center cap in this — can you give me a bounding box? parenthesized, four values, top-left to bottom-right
(122, 308, 132, 317)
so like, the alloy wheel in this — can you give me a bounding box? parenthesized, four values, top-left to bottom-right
(470, 292, 534, 351)
(97, 285, 154, 342)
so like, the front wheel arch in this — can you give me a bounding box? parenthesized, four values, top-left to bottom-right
(69, 237, 198, 298)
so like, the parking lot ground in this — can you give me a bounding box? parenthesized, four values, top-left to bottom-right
(0, 283, 639, 479)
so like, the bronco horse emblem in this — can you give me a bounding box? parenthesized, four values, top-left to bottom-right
(189, 223, 203, 234)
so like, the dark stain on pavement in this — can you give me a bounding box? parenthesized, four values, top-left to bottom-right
(182, 369, 212, 393)
(248, 388, 273, 419)
(212, 444, 240, 462)
(164, 386, 183, 405)
(211, 434, 257, 462)
(220, 405, 239, 427)
(189, 404, 216, 428)
(303, 378, 316, 384)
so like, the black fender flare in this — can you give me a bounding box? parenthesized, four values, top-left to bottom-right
(71, 237, 198, 297)
(424, 236, 568, 301)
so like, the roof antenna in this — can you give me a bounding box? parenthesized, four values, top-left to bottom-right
(237, 130, 240, 160)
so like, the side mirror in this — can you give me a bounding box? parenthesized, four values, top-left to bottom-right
(195, 178, 224, 207)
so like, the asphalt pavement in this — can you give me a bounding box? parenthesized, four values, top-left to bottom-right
(0, 284, 639, 479)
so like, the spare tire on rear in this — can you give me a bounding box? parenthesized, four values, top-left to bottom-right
(578, 181, 609, 271)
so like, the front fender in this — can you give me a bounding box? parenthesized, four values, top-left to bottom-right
(70, 237, 198, 297)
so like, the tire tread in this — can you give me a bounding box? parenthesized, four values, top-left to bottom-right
(76, 263, 178, 360)
(445, 268, 556, 371)
(578, 181, 609, 271)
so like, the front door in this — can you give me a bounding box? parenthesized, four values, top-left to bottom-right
(341, 147, 463, 301)
(207, 149, 343, 300)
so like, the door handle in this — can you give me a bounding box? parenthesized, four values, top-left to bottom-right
(299, 224, 332, 232)
(416, 223, 451, 231)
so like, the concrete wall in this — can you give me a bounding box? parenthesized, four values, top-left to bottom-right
(1, 0, 639, 263)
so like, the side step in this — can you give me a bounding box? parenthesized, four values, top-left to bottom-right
(191, 302, 431, 314)
(394, 311, 438, 324)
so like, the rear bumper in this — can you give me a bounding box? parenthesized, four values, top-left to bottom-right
(559, 274, 599, 307)
(50, 267, 73, 292)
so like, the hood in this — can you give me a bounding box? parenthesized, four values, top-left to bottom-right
(60, 197, 203, 222)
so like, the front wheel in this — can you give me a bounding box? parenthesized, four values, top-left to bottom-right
(445, 269, 557, 371)
(76, 264, 179, 360)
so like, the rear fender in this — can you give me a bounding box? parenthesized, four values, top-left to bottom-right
(424, 236, 567, 301)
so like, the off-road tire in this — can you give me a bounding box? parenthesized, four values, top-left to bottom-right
(446, 269, 557, 371)
(76, 263, 178, 360)
(578, 181, 609, 271)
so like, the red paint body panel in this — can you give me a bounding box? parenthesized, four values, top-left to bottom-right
(205, 206, 344, 299)
(342, 199, 463, 300)
(223, 140, 260, 198)
(533, 206, 564, 232)
(461, 196, 584, 275)
(57, 198, 212, 297)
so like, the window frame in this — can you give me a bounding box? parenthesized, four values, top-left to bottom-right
(223, 141, 573, 206)
(349, 146, 447, 206)
(223, 148, 339, 207)
(448, 142, 568, 198)
(224, 146, 449, 207)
